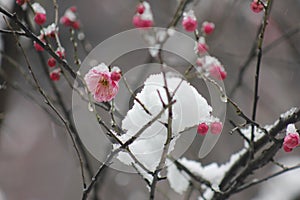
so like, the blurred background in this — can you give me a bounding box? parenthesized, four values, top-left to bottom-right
(0, 0, 300, 199)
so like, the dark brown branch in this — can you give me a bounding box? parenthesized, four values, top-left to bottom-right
(212, 108, 300, 199)
(251, 0, 273, 141)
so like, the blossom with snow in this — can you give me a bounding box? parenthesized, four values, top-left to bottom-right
(196, 55, 227, 80)
(32, 3, 46, 25)
(202, 21, 215, 35)
(251, 0, 264, 13)
(182, 10, 197, 32)
(84, 63, 121, 102)
(209, 65, 227, 80)
(32, 33, 46, 51)
(50, 68, 61, 81)
(197, 36, 209, 55)
(60, 6, 80, 29)
(132, 1, 154, 28)
(283, 124, 299, 152)
(55, 47, 65, 59)
(41, 23, 57, 38)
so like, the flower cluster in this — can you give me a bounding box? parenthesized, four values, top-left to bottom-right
(283, 124, 299, 152)
(84, 63, 121, 102)
(33, 23, 57, 52)
(180, 10, 225, 80)
(60, 6, 80, 30)
(195, 22, 215, 55)
(19, 2, 81, 81)
(45, 47, 65, 81)
(132, 1, 154, 28)
(196, 55, 227, 80)
(197, 121, 223, 135)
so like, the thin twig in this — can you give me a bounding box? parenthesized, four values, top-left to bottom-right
(122, 74, 152, 115)
(251, 0, 273, 142)
(229, 120, 251, 146)
(0, 29, 26, 35)
(234, 163, 300, 193)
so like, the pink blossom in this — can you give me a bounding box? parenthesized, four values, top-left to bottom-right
(60, 6, 80, 29)
(133, 15, 153, 28)
(136, 3, 145, 14)
(50, 69, 61, 81)
(60, 16, 72, 26)
(34, 13, 46, 25)
(133, 1, 154, 28)
(72, 21, 80, 30)
(210, 122, 223, 134)
(182, 10, 197, 32)
(202, 21, 215, 35)
(56, 47, 65, 59)
(111, 71, 121, 82)
(69, 6, 77, 12)
(197, 37, 209, 54)
(209, 65, 227, 80)
(196, 56, 227, 80)
(47, 57, 56, 67)
(32, 3, 46, 25)
(251, 0, 264, 13)
(198, 43, 208, 54)
(33, 41, 44, 51)
(283, 133, 300, 150)
(197, 123, 209, 135)
(84, 63, 121, 102)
